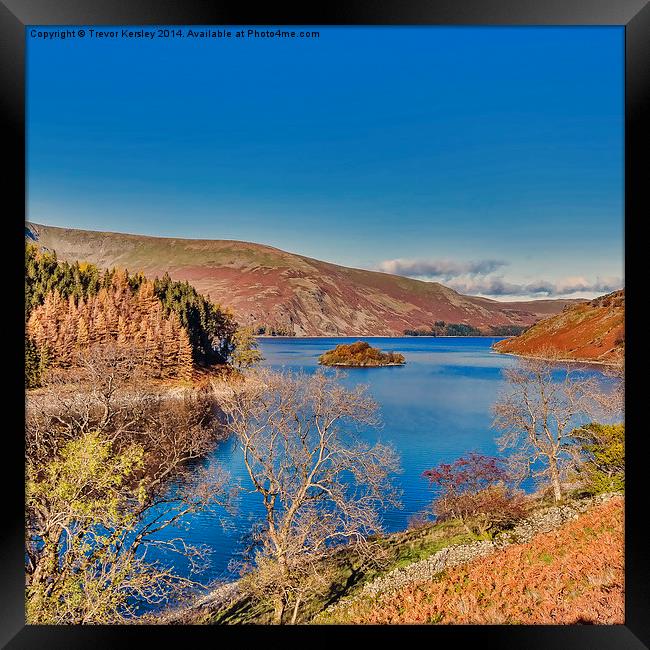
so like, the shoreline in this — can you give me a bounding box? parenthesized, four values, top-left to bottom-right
(318, 362, 406, 368)
(166, 491, 622, 625)
(492, 349, 621, 368)
(256, 335, 508, 340)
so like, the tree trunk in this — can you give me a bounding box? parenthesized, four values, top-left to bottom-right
(290, 596, 302, 625)
(31, 531, 60, 588)
(273, 596, 285, 625)
(272, 552, 289, 624)
(549, 461, 562, 502)
(461, 520, 475, 537)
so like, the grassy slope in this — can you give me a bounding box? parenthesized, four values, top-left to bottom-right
(494, 290, 624, 363)
(324, 497, 624, 625)
(27, 222, 578, 336)
(182, 520, 476, 625)
(172, 495, 622, 626)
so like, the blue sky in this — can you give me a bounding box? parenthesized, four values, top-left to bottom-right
(27, 26, 623, 300)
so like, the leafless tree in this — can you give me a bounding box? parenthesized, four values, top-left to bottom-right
(492, 353, 623, 502)
(25, 343, 235, 623)
(600, 359, 625, 416)
(214, 369, 400, 624)
(27, 344, 220, 482)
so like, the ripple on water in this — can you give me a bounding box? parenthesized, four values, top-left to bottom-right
(145, 337, 609, 586)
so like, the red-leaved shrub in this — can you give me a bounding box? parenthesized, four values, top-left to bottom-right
(423, 453, 525, 536)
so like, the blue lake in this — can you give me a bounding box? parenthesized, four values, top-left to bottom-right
(148, 337, 608, 589)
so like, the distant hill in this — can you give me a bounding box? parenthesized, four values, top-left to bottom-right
(26, 222, 581, 337)
(493, 290, 624, 364)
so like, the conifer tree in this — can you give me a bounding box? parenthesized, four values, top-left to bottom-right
(136, 280, 158, 321)
(25, 338, 42, 389)
(25, 242, 241, 380)
(105, 301, 119, 340)
(76, 317, 89, 349)
(27, 313, 47, 351)
(94, 310, 109, 345)
(42, 290, 61, 327)
(143, 325, 156, 375)
(161, 319, 177, 378)
(117, 315, 128, 346)
(57, 311, 76, 368)
(176, 327, 194, 381)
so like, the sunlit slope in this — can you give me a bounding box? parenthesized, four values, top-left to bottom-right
(27, 222, 577, 336)
(327, 497, 624, 625)
(494, 290, 624, 363)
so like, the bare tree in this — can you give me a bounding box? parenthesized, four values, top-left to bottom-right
(27, 344, 220, 481)
(25, 343, 235, 623)
(25, 427, 233, 623)
(214, 369, 400, 624)
(492, 355, 621, 502)
(600, 359, 625, 416)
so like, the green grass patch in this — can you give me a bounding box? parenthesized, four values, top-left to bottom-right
(202, 518, 475, 625)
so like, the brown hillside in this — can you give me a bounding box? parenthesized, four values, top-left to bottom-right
(493, 290, 624, 363)
(27, 223, 578, 337)
(328, 497, 624, 625)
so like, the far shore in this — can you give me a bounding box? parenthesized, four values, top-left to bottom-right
(318, 362, 406, 368)
(256, 335, 509, 339)
(254, 335, 619, 368)
(492, 349, 620, 368)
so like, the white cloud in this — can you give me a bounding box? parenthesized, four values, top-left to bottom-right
(377, 258, 507, 280)
(375, 257, 622, 299)
(446, 275, 623, 298)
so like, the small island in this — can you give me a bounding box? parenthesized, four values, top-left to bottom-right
(318, 341, 405, 367)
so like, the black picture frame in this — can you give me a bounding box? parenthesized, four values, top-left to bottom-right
(2, 1, 647, 647)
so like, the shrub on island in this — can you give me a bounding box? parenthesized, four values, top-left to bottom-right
(318, 341, 405, 367)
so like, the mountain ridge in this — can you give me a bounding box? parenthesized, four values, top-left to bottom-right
(26, 222, 585, 336)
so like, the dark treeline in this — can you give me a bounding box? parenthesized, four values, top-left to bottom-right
(404, 322, 529, 337)
(27, 275, 195, 383)
(254, 323, 296, 336)
(151, 272, 237, 364)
